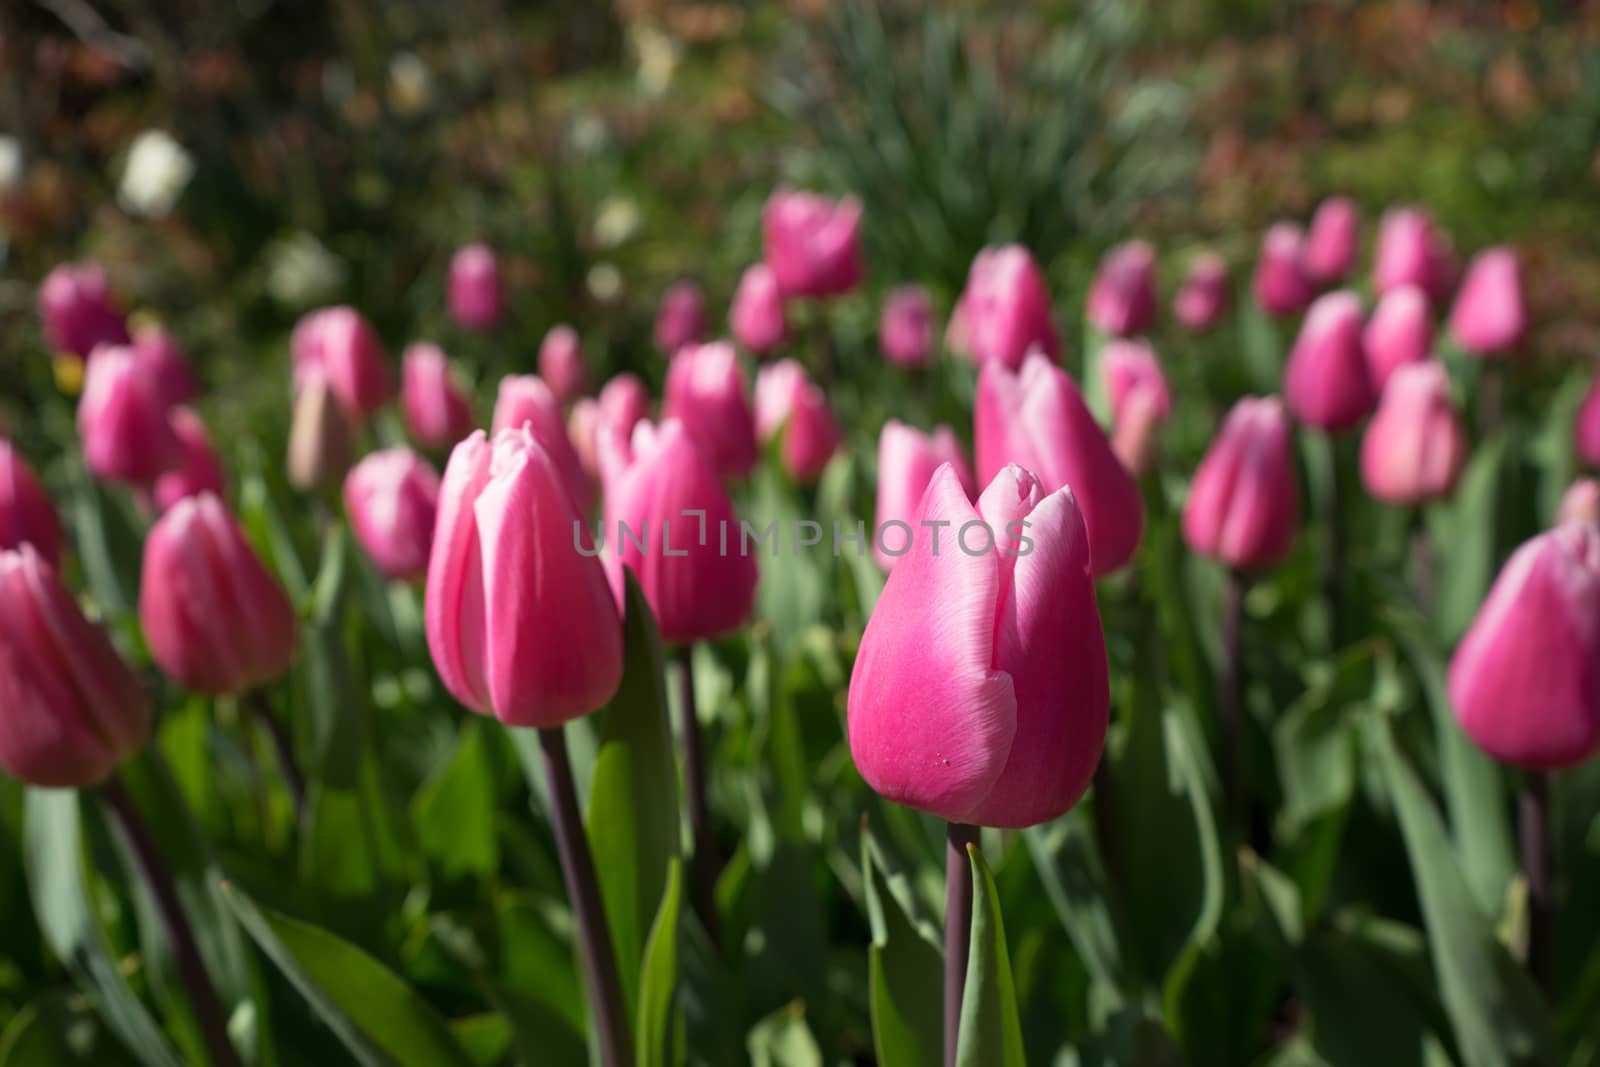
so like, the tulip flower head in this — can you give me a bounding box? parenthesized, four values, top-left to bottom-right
(1363, 285, 1434, 391)
(538, 325, 590, 405)
(402, 342, 475, 450)
(152, 407, 227, 514)
(287, 375, 354, 494)
(1449, 247, 1526, 357)
(761, 189, 865, 299)
(598, 373, 652, 440)
(0, 442, 64, 567)
(654, 281, 707, 355)
(880, 285, 935, 368)
(1283, 290, 1376, 432)
(1557, 478, 1600, 528)
(1252, 223, 1314, 317)
(874, 421, 974, 572)
(131, 325, 198, 409)
(568, 398, 602, 484)
(951, 245, 1059, 369)
(77, 344, 183, 486)
(1100, 339, 1172, 425)
(730, 264, 787, 355)
(1374, 207, 1455, 303)
(491, 374, 594, 514)
(1303, 196, 1360, 285)
(662, 342, 757, 480)
(1183, 396, 1300, 570)
(755, 360, 840, 484)
(448, 243, 503, 331)
(344, 448, 441, 582)
(291, 306, 392, 419)
(1173, 252, 1230, 331)
(1086, 240, 1157, 337)
(38, 261, 129, 358)
(1359, 361, 1467, 506)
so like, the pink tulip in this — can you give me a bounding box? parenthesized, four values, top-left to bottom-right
(755, 360, 809, 442)
(761, 189, 865, 299)
(77, 345, 182, 486)
(1303, 196, 1360, 285)
(880, 285, 934, 368)
(754, 360, 840, 484)
(599, 419, 758, 644)
(38, 261, 129, 358)
(568, 399, 603, 485)
(140, 493, 298, 695)
(950, 245, 1059, 369)
(730, 264, 787, 354)
(1284, 290, 1376, 431)
(343, 448, 440, 582)
(1100, 339, 1172, 424)
(1111, 386, 1164, 478)
(0, 545, 151, 787)
(1183, 396, 1299, 569)
(1173, 252, 1229, 331)
(131, 325, 198, 409)
(598, 373, 651, 439)
(291, 306, 392, 419)
(491, 375, 594, 514)
(1252, 222, 1314, 317)
(1449, 522, 1600, 769)
(538, 325, 590, 405)
(425, 428, 623, 726)
(654, 281, 707, 355)
(401, 342, 474, 450)
(448, 243, 503, 331)
(1360, 361, 1467, 505)
(1577, 369, 1600, 469)
(1557, 478, 1600, 528)
(847, 463, 1108, 828)
(1449, 247, 1525, 357)
(1363, 285, 1434, 391)
(874, 421, 974, 572)
(1374, 207, 1455, 302)
(152, 407, 226, 513)
(974, 353, 1143, 576)
(662, 342, 757, 480)
(1086, 240, 1157, 337)
(0, 442, 64, 566)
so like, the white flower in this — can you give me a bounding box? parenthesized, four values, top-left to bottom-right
(266, 232, 346, 308)
(593, 196, 642, 249)
(118, 130, 194, 218)
(0, 135, 22, 194)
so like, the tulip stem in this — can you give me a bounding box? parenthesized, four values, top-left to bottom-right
(1478, 361, 1505, 440)
(1408, 508, 1436, 614)
(98, 776, 243, 1067)
(811, 314, 835, 389)
(676, 645, 722, 949)
(1520, 769, 1555, 997)
(538, 726, 632, 1067)
(1219, 570, 1260, 849)
(1323, 433, 1347, 651)
(944, 822, 980, 1067)
(243, 691, 306, 827)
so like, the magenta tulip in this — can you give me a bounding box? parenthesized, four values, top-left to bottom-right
(654, 281, 707, 355)
(1252, 223, 1314, 317)
(1303, 196, 1360, 285)
(152, 407, 227, 514)
(880, 285, 934, 368)
(1183, 396, 1299, 570)
(448, 243, 503, 332)
(491, 375, 594, 513)
(761, 189, 864, 299)
(131, 325, 198, 409)
(569, 399, 602, 485)
(1374, 207, 1454, 302)
(662, 342, 757, 480)
(1360, 362, 1467, 506)
(1284, 290, 1376, 431)
(1112, 386, 1165, 478)
(1086, 240, 1157, 337)
(77, 345, 182, 486)
(598, 373, 651, 440)
(38, 261, 129, 358)
(1100, 339, 1172, 425)
(1558, 478, 1600, 528)
(755, 360, 840, 484)
(539, 325, 590, 405)
(950, 245, 1058, 369)
(874, 421, 974, 572)
(401, 342, 474, 450)
(1449, 247, 1525, 357)
(730, 264, 787, 355)
(1173, 252, 1229, 331)
(1577, 369, 1600, 469)
(291, 306, 392, 419)
(1363, 285, 1434, 391)
(755, 360, 809, 442)
(0, 442, 64, 566)
(344, 448, 440, 582)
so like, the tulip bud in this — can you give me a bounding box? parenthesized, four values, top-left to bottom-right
(1173, 252, 1229, 331)
(426, 428, 623, 725)
(77, 345, 183, 486)
(538, 325, 590, 405)
(1557, 478, 1600, 528)
(1448, 247, 1525, 357)
(755, 360, 840, 484)
(1100, 339, 1173, 425)
(874, 420, 975, 572)
(1283, 290, 1376, 431)
(1448, 522, 1600, 768)
(152, 407, 226, 513)
(401, 342, 474, 450)
(761, 189, 865, 299)
(0, 545, 151, 787)
(730, 264, 787, 354)
(343, 448, 440, 581)
(291, 306, 392, 419)
(1112, 385, 1164, 478)
(38, 261, 129, 358)
(1363, 285, 1434, 391)
(951, 245, 1059, 369)
(1577, 370, 1600, 470)
(287, 375, 354, 494)
(1183, 396, 1299, 569)
(0, 441, 64, 566)
(653, 281, 706, 355)
(1374, 207, 1454, 301)
(975, 352, 1143, 576)
(1086, 240, 1157, 337)
(140, 493, 299, 695)
(131, 325, 198, 409)
(598, 373, 651, 439)
(662, 342, 757, 480)
(491, 375, 594, 513)
(755, 360, 808, 442)
(601, 419, 758, 644)
(1252, 223, 1314, 317)
(448, 243, 503, 331)
(1359, 361, 1467, 505)
(568, 398, 602, 484)
(848, 463, 1109, 828)
(1303, 196, 1360, 285)
(879, 285, 934, 368)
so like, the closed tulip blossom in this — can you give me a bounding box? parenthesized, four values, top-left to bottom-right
(286, 375, 353, 494)
(291, 306, 392, 419)
(1557, 478, 1600, 528)
(1449, 522, 1600, 768)
(848, 463, 1109, 828)
(1183, 396, 1300, 569)
(448, 243, 503, 331)
(401, 342, 474, 450)
(880, 285, 934, 368)
(152, 407, 226, 513)
(38, 261, 129, 358)
(598, 373, 651, 439)
(662, 342, 757, 480)
(1100, 339, 1173, 425)
(538, 325, 590, 405)
(491, 375, 594, 513)
(951, 245, 1059, 369)
(1303, 196, 1360, 285)
(426, 428, 622, 725)
(874, 421, 974, 572)
(1374, 207, 1454, 301)
(654, 281, 707, 355)
(975, 353, 1143, 576)
(1363, 285, 1434, 390)
(755, 359, 808, 442)
(568, 399, 602, 484)
(761, 189, 864, 299)
(77, 345, 182, 486)
(1577, 370, 1600, 470)
(1252, 223, 1314, 317)
(140, 493, 298, 695)
(131, 325, 197, 408)
(1086, 240, 1157, 337)
(755, 359, 841, 484)
(1173, 252, 1230, 331)
(1284, 290, 1376, 431)
(1449, 247, 1526, 356)
(730, 264, 787, 354)
(1360, 362, 1467, 506)
(0, 441, 64, 566)
(343, 448, 440, 581)
(1112, 386, 1165, 478)
(0, 545, 151, 787)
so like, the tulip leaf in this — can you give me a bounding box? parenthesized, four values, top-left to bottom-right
(221, 882, 476, 1067)
(955, 844, 1026, 1067)
(1024, 810, 1129, 998)
(410, 722, 499, 880)
(444, 1015, 512, 1067)
(746, 1003, 824, 1067)
(0, 994, 140, 1066)
(300, 524, 366, 790)
(1427, 434, 1506, 646)
(863, 825, 943, 1067)
(636, 859, 684, 1067)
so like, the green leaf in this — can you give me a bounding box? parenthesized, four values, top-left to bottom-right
(300, 524, 366, 790)
(1427, 434, 1506, 645)
(446, 1016, 512, 1067)
(1023, 812, 1127, 997)
(411, 722, 499, 880)
(955, 845, 1025, 1067)
(746, 1003, 823, 1067)
(636, 859, 684, 1067)
(0, 994, 140, 1066)
(221, 882, 475, 1067)
(863, 825, 943, 1067)
(66, 463, 142, 619)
